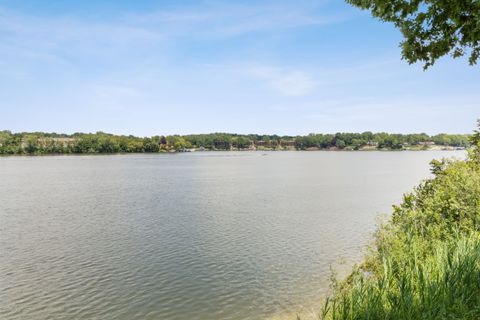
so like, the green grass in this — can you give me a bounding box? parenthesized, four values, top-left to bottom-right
(319, 235, 480, 320)
(299, 131, 480, 320)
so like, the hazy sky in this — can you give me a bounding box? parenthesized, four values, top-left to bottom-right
(0, 0, 478, 135)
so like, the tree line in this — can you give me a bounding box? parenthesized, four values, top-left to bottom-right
(0, 130, 470, 154)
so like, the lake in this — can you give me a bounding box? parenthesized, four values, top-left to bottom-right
(0, 151, 464, 320)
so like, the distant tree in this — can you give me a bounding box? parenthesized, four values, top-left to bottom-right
(24, 135, 39, 154)
(0, 131, 471, 154)
(347, 0, 480, 69)
(335, 139, 346, 149)
(232, 136, 251, 149)
(127, 140, 144, 153)
(160, 136, 167, 145)
(99, 137, 118, 153)
(351, 138, 366, 150)
(74, 135, 100, 153)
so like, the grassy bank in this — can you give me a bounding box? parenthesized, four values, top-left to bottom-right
(303, 125, 480, 320)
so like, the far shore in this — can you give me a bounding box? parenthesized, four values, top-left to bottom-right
(0, 146, 467, 157)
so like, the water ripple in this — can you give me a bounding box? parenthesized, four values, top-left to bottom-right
(0, 151, 460, 319)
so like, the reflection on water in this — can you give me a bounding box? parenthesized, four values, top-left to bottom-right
(0, 151, 463, 319)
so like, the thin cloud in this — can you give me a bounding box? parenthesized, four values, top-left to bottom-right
(246, 66, 318, 96)
(0, 7, 160, 44)
(0, 1, 344, 45)
(127, 1, 347, 38)
(0, 1, 345, 67)
(0, 6, 162, 68)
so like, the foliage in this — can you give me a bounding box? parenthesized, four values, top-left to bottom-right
(346, 0, 480, 69)
(0, 130, 470, 155)
(469, 119, 480, 162)
(307, 123, 480, 320)
(320, 235, 480, 320)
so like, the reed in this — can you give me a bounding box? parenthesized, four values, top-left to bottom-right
(303, 148, 480, 320)
(319, 235, 480, 320)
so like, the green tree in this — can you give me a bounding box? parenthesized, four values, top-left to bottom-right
(347, 0, 480, 69)
(335, 139, 346, 149)
(99, 137, 119, 153)
(470, 119, 480, 162)
(24, 135, 39, 154)
(143, 138, 160, 152)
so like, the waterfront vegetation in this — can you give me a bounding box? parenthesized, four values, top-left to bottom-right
(304, 124, 480, 320)
(347, 0, 480, 69)
(0, 131, 469, 154)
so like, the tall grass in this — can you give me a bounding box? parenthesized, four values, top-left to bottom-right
(319, 235, 480, 320)
(301, 137, 480, 320)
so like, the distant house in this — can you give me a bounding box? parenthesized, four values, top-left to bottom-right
(417, 141, 435, 146)
(37, 137, 76, 147)
(280, 140, 296, 148)
(21, 138, 73, 149)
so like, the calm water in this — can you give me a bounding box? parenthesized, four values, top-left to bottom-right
(0, 151, 464, 320)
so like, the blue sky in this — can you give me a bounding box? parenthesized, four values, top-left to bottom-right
(0, 0, 478, 135)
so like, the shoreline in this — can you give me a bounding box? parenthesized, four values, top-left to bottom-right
(0, 147, 467, 157)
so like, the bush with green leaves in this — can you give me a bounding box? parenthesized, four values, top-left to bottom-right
(309, 123, 480, 320)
